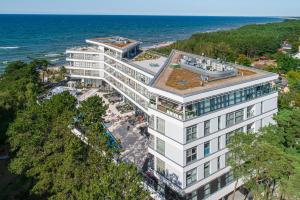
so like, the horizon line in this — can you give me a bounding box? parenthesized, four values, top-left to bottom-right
(0, 13, 297, 18)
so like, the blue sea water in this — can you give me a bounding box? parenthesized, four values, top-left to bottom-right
(0, 15, 283, 72)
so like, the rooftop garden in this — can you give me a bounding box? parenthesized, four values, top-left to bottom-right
(165, 68, 203, 90)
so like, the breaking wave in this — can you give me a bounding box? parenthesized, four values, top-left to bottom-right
(0, 46, 20, 49)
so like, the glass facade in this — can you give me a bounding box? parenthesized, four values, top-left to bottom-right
(105, 56, 151, 84)
(185, 82, 276, 120)
(104, 72, 148, 109)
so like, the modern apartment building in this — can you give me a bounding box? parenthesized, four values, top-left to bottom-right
(65, 37, 278, 200)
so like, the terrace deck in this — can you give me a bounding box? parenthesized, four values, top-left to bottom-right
(151, 50, 274, 96)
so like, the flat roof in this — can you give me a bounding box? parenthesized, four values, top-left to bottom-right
(129, 52, 167, 75)
(67, 46, 100, 53)
(87, 36, 139, 50)
(151, 50, 277, 96)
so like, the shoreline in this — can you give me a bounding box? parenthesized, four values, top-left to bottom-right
(143, 18, 285, 51)
(0, 16, 284, 70)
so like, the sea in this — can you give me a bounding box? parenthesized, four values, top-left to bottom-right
(0, 15, 283, 73)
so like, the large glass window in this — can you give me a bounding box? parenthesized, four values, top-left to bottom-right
(217, 156, 221, 170)
(226, 132, 233, 145)
(186, 147, 197, 164)
(225, 172, 234, 184)
(204, 162, 210, 178)
(226, 112, 235, 127)
(156, 138, 165, 155)
(204, 141, 210, 157)
(186, 168, 197, 186)
(149, 134, 155, 149)
(186, 125, 197, 143)
(204, 120, 210, 136)
(156, 117, 165, 134)
(184, 82, 274, 120)
(156, 158, 165, 174)
(149, 115, 154, 129)
(247, 105, 255, 118)
(235, 109, 244, 124)
(186, 191, 197, 200)
(204, 184, 210, 198)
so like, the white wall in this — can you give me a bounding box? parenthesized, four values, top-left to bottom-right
(262, 97, 277, 113)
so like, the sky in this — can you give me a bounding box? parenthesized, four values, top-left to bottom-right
(0, 0, 299, 16)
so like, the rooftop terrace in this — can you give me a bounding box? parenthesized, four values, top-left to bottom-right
(152, 50, 275, 96)
(87, 37, 139, 50)
(129, 52, 167, 75)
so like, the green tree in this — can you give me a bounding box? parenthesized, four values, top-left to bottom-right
(228, 119, 300, 200)
(236, 54, 252, 66)
(8, 93, 148, 199)
(0, 61, 40, 144)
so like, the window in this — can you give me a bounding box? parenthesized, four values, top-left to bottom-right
(186, 168, 197, 186)
(247, 105, 254, 118)
(186, 191, 197, 200)
(156, 138, 165, 155)
(149, 115, 154, 129)
(204, 120, 210, 136)
(156, 117, 165, 134)
(218, 136, 222, 150)
(204, 184, 210, 197)
(226, 112, 235, 127)
(204, 162, 210, 178)
(156, 158, 165, 174)
(225, 172, 234, 184)
(235, 109, 244, 124)
(235, 127, 243, 133)
(226, 109, 244, 127)
(226, 132, 233, 145)
(247, 123, 254, 133)
(229, 93, 235, 105)
(149, 134, 155, 149)
(204, 141, 210, 157)
(182, 82, 274, 120)
(186, 147, 197, 164)
(218, 116, 221, 130)
(217, 156, 221, 170)
(225, 152, 231, 166)
(186, 125, 197, 143)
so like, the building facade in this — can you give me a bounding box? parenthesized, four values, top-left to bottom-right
(65, 37, 278, 200)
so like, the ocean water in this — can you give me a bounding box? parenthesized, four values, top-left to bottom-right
(0, 15, 283, 72)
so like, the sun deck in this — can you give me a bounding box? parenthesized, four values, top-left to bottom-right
(151, 50, 274, 96)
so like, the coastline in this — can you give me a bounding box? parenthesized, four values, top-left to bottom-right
(0, 15, 283, 72)
(143, 17, 285, 51)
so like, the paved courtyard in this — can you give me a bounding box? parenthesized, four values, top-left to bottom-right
(96, 90, 149, 169)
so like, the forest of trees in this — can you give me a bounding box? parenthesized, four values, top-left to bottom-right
(155, 20, 300, 63)
(0, 62, 149, 200)
(1, 19, 300, 200)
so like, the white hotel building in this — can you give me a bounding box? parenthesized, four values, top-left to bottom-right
(65, 37, 278, 200)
